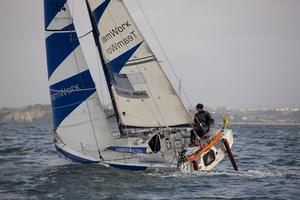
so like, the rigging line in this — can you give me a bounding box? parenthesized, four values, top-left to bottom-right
(52, 100, 89, 109)
(127, 55, 156, 62)
(128, 66, 165, 127)
(168, 154, 178, 167)
(71, 1, 92, 39)
(133, 66, 166, 128)
(121, 111, 130, 146)
(136, 0, 194, 110)
(124, 57, 155, 66)
(78, 30, 93, 39)
(106, 8, 166, 128)
(72, 38, 103, 161)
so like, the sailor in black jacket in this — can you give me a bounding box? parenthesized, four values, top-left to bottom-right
(190, 103, 214, 143)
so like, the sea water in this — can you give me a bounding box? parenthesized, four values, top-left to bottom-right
(0, 122, 299, 200)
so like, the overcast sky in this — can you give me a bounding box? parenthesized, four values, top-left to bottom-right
(0, 0, 299, 109)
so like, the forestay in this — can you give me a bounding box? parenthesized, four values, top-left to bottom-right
(44, 0, 114, 160)
(87, 0, 192, 128)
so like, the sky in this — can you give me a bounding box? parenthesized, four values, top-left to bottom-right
(0, 0, 299, 109)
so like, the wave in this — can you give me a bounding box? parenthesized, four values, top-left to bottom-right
(0, 147, 32, 155)
(197, 169, 300, 178)
(145, 169, 300, 179)
(47, 157, 73, 166)
(242, 169, 299, 178)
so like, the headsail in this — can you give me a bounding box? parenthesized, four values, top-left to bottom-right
(44, 0, 114, 160)
(87, 0, 193, 128)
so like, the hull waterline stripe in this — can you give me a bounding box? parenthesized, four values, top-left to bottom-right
(109, 163, 147, 171)
(55, 145, 98, 164)
(107, 146, 147, 154)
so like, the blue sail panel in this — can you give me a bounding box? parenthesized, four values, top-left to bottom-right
(50, 70, 96, 129)
(44, 0, 67, 30)
(62, 23, 75, 31)
(107, 42, 143, 73)
(92, 0, 111, 25)
(46, 32, 80, 79)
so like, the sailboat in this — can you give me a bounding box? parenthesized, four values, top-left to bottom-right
(44, 0, 238, 172)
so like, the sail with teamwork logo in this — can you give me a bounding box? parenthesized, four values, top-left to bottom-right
(86, 0, 193, 128)
(44, 0, 114, 162)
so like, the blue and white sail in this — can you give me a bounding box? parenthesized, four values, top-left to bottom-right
(87, 0, 193, 128)
(44, 0, 114, 162)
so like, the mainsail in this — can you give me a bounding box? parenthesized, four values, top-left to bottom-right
(87, 0, 193, 128)
(44, 0, 114, 160)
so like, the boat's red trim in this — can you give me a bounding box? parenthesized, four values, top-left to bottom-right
(187, 131, 223, 161)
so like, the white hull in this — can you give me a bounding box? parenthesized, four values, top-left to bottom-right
(54, 128, 233, 172)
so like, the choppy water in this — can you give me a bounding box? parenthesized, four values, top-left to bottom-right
(0, 122, 299, 200)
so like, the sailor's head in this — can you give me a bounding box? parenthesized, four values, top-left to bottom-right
(196, 103, 204, 111)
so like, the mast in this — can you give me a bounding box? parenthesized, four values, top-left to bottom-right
(85, 0, 124, 135)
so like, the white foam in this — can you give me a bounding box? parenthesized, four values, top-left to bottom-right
(243, 170, 298, 178)
(145, 169, 300, 178)
(47, 157, 73, 166)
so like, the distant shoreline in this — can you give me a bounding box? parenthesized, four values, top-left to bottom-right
(1, 104, 299, 124)
(1, 121, 300, 127)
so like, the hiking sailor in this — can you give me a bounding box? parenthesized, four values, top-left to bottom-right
(190, 103, 214, 144)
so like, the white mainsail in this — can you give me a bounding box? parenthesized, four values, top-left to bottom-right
(44, 0, 114, 161)
(87, 0, 193, 128)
